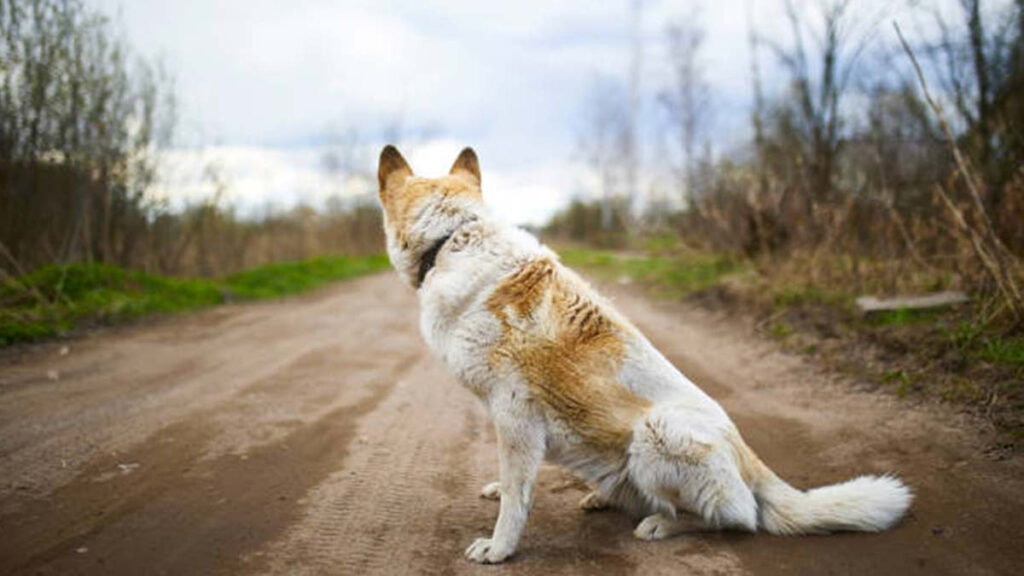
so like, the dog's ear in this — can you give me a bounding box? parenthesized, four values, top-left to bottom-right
(378, 145, 413, 200)
(449, 147, 480, 186)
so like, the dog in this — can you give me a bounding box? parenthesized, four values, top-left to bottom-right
(377, 145, 912, 564)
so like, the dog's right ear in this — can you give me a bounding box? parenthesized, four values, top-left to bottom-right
(378, 145, 413, 200)
(449, 147, 480, 186)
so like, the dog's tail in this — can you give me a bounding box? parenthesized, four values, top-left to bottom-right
(733, 438, 913, 535)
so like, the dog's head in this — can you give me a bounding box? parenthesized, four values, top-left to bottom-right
(377, 145, 485, 288)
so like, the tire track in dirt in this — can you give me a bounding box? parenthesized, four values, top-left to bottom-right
(0, 275, 423, 574)
(1, 376, 397, 575)
(247, 358, 486, 576)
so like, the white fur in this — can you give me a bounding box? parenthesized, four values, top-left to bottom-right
(480, 481, 502, 501)
(388, 205, 912, 564)
(756, 473, 913, 535)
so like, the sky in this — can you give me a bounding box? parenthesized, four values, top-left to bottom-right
(94, 0, 963, 225)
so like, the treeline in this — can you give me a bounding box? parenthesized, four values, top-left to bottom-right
(549, 0, 1024, 321)
(0, 0, 381, 280)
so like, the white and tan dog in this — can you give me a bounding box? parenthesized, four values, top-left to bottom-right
(377, 145, 911, 564)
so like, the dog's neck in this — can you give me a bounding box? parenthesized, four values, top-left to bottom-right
(416, 232, 454, 288)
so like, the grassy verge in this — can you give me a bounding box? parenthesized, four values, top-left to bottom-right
(0, 254, 389, 346)
(559, 245, 1023, 445)
(558, 247, 744, 297)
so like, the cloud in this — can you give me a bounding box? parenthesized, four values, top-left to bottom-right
(100, 0, 975, 225)
(153, 146, 348, 211)
(152, 140, 590, 226)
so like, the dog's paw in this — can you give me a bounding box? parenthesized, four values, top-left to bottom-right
(465, 537, 513, 564)
(578, 491, 608, 512)
(480, 481, 501, 501)
(634, 513, 683, 541)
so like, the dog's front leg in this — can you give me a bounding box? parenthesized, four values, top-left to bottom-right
(465, 407, 544, 564)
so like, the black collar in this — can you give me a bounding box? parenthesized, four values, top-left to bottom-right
(416, 232, 454, 288)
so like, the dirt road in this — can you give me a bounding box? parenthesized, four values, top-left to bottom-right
(1, 272, 1022, 575)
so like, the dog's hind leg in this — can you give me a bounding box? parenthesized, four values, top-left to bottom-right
(628, 404, 758, 538)
(634, 512, 710, 540)
(579, 477, 646, 514)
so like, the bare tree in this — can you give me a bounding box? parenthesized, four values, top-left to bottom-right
(920, 0, 1024, 213)
(578, 76, 629, 231)
(320, 125, 366, 199)
(660, 7, 709, 204)
(764, 0, 879, 207)
(625, 0, 644, 221)
(747, 0, 769, 197)
(0, 0, 175, 270)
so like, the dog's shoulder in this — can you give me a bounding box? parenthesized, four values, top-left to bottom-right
(480, 245, 649, 451)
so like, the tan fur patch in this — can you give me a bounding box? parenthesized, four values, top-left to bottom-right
(725, 430, 771, 486)
(382, 176, 482, 247)
(644, 418, 713, 466)
(486, 258, 651, 451)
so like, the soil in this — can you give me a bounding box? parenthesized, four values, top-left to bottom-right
(1, 272, 1022, 575)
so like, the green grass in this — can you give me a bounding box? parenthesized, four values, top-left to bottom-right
(558, 247, 742, 297)
(940, 320, 1024, 365)
(768, 321, 794, 340)
(0, 254, 389, 346)
(867, 307, 947, 327)
(978, 336, 1024, 366)
(640, 233, 683, 254)
(225, 254, 389, 299)
(771, 285, 851, 309)
(880, 369, 917, 398)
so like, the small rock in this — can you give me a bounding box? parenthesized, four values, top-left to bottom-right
(46, 370, 60, 381)
(932, 525, 945, 536)
(59, 345, 70, 356)
(76, 547, 88, 554)
(117, 463, 139, 474)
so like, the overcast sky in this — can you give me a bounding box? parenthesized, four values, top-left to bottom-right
(94, 0, 963, 224)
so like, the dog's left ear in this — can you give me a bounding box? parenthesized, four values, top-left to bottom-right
(449, 147, 481, 186)
(378, 145, 413, 203)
